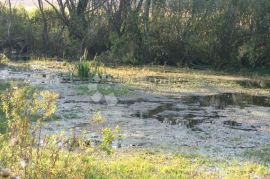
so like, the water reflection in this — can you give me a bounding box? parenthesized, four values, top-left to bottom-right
(133, 93, 270, 130)
(184, 93, 270, 108)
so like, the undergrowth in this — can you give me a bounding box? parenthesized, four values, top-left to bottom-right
(0, 85, 119, 178)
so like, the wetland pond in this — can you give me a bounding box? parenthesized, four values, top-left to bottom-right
(1, 67, 270, 162)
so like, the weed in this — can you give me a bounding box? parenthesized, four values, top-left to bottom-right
(0, 53, 9, 65)
(100, 126, 121, 155)
(76, 61, 90, 80)
(0, 85, 59, 178)
(91, 111, 104, 125)
(75, 60, 104, 80)
(0, 87, 121, 178)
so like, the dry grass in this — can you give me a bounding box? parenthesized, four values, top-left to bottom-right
(8, 59, 270, 96)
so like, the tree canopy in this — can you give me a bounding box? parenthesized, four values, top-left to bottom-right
(0, 0, 270, 68)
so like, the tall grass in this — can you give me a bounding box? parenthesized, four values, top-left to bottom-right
(76, 61, 90, 80)
(0, 85, 120, 178)
(75, 60, 104, 80)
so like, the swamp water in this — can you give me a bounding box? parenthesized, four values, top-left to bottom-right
(1, 67, 270, 161)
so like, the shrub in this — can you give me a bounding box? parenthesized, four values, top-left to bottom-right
(0, 86, 121, 178)
(0, 53, 9, 65)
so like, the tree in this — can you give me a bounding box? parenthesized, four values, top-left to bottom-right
(44, 0, 107, 54)
(37, 0, 49, 54)
(104, 0, 143, 36)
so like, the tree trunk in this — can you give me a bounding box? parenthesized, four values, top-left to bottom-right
(7, 0, 12, 52)
(143, 0, 151, 37)
(37, 0, 49, 55)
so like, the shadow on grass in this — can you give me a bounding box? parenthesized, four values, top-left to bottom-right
(0, 81, 10, 133)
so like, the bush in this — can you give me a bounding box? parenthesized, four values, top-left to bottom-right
(0, 86, 121, 178)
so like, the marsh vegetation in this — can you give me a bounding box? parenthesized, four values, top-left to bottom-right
(0, 0, 270, 178)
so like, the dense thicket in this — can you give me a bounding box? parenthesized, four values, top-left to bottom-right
(0, 0, 270, 68)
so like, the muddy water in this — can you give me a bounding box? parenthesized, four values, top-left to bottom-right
(133, 93, 270, 129)
(1, 67, 270, 162)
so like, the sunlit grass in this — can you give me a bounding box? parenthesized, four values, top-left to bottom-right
(0, 145, 269, 178)
(10, 59, 270, 96)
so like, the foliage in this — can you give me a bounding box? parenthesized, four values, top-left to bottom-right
(107, 32, 140, 65)
(76, 61, 90, 80)
(90, 111, 104, 125)
(100, 127, 121, 155)
(0, 81, 10, 134)
(0, 86, 59, 178)
(89, 60, 103, 77)
(0, 86, 122, 178)
(75, 60, 104, 80)
(90, 111, 121, 155)
(1, 0, 270, 68)
(0, 54, 9, 65)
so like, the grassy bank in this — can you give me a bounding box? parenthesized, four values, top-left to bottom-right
(0, 145, 269, 179)
(8, 59, 270, 96)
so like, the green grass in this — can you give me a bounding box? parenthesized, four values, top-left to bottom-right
(221, 66, 270, 77)
(76, 61, 90, 79)
(244, 145, 270, 165)
(7, 59, 270, 96)
(0, 80, 10, 91)
(0, 81, 10, 133)
(0, 145, 269, 179)
(0, 110, 7, 134)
